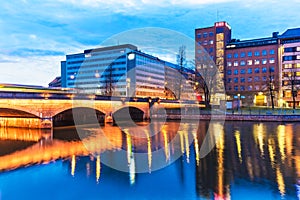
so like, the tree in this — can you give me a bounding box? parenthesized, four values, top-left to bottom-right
(176, 45, 187, 100)
(287, 70, 297, 110)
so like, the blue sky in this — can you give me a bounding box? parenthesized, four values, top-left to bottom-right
(0, 0, 300, 86)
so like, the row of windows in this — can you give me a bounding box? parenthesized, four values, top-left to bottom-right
(227, 85, 261, 91)
(283, 55, 300, 61)
(227, 76, 272, 83)
(227, 67, 275, 75)
(196, 32, 214, 39)
(284, 47, 300, 52)
(227, 49, 275, 58)
(227, 58, 275, 66)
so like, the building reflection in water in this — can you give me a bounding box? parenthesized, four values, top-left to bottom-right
(0, 121, 300, 199)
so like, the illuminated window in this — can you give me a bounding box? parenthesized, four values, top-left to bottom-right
(247, 60, 253, 65)
(262, 59, 267, 64)
(234, 61, 238, 66)
(240, 61, 246, 66)
(255, 59, 260, 65)
(255, 85, 260, 90)
(284, 64, 292, 69)
(297, 47, 300, 52)
(209, 40, 214, 45)
(269, 58, 275, 63)
(227, 62, 232, 66)
(248, 85, 253, 91)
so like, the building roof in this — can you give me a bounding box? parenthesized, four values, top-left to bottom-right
(84, 44, 138, 54)
(226, 37, 278, 49)
(279, 28, 300, 39)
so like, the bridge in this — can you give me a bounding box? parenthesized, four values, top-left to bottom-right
(0, 86, 202, 128)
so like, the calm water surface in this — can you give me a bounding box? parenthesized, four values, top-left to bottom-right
(0, 121, 299, 200)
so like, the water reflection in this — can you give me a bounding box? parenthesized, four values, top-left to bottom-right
(0, 121, 299, 199)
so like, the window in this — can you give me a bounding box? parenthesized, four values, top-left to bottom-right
(234, 86, 239, 91)
(198, 41, 201, 45)
(248, 68, 252, 74)
(255, 59, 260, 65)
(197, 49, 202, 54)
(262, 76, 267, 81)
(227, 78, 232, 83)
(297, 47, 300, 52)
(255, 68, 260, 73)
(240, 69, 246, 74)
(203, 40, 208, 45)
(269, 58, 275, 64)
(269, 66, 275, 72)
(284, 64, 292, 69)
(247, 60, 253, 65)
(203, 32, 208, 38)
(240, 77, 245, 83)
(209, 48, 214, 53)
(234, 69, 238, 75)
(241, 52, 246, 58)
(262, 50, 267, 56)
(255, 85, 260, 90)
(240, 86, 245, 91)
(254, 51, 260, 56)
(262, 67, 267, 73)
(209, 40, 214, 45)
(234, 78, 238, 83)
(248, 51, 252, 57)
(197, 33, 201, 38)
(227, 70, 232, 75)
(248, 85, 253, 91)
(234, 61, 239, 66)
(254, 76, 260, 82)
(234, 53, 238, 58)
(269, 49, 275, 55)
(240, 61, 246, 66)
(209, 32, 214, 37)
(248, 77, 252, 82)
(227, 54, 232, 59)
(262, 59, 267, 64)
(227, 62, 232, 67)
(228, 86, 232, 91)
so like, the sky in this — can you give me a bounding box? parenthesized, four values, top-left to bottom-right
(0, 0, 300, 86)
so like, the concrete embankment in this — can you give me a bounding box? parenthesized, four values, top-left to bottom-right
(152, 114, 300, 122)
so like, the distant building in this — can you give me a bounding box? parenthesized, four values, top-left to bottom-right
(225, 34, 280, 106)
(48, 76, 62, 88)
(279, 28, 300, 107)
(195, 22, 300, 107)
(61, 44, 196, 100)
